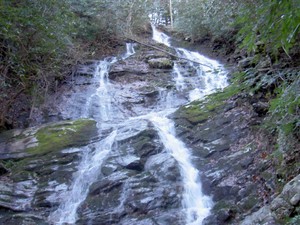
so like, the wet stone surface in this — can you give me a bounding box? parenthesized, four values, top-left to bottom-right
(1, 41, 298, 225)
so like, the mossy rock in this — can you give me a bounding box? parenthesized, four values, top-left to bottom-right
(0, 119, 98, 158)
(171, 84, 240, 125)
(148, 57, 174, 69)
(172, 99, 222, 125)
(27, 119, 98, 155)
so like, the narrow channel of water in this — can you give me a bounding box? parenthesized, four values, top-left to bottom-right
(49, 131, 117, 224)
(149, 25, 227, 224)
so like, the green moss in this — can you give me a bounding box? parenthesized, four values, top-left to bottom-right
(26, 119, 97, 155)
(213, 200, 235, 211)
(207, 83, 241, 102)
(175, 84, 240, 124)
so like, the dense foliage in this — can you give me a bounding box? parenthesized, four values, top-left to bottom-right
(0, 0, 75, 88)
(237, 0, 300, 55)
(0, 0, 76, 127)
(173, 0, 243, 40)
(172, 0, 300, 56)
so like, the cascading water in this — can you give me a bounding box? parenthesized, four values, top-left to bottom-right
(49, 44, 135, 224)
(49, 25, 227, 224)
(147, 113, 212, 225)
(49, 131, 117, 224)
(148, 24, 228, 224)
(151, 24, 171, 46)
(123, 43, 136, 59)
(83, 58, 117, 121)
(175, 48, 228, 101)
(173, 62, 186, 91)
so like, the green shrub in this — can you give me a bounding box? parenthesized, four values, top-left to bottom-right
(237, 0, 300, 55)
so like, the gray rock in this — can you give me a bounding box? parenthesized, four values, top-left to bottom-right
(148, 57, 174, 69)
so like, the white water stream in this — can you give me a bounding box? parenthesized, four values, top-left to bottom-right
(49, 44, 135, 224)
(151, 24, 171, 47)
(150, 25, 227, 224)
(176, 48, 228, 101)
(49, 26, 227, 224)
(148, 113, 212, 225)
(49, 131, 117, 224)
(123, 42, 136, 59)
(83, 58, 117, 121)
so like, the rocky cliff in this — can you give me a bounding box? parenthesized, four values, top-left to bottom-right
(0, 40, 299, 225)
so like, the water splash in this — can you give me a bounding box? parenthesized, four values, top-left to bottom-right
(176, 48, 228, 101)
(151, 24, 171, 46)
(123, 43, 136, 59)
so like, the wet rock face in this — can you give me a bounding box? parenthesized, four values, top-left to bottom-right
(241, 175, 300, 225)
(76, 125, 184, 225)
(0, 45, 187, 225)
(171, 95, 294, 224)
(0, 119, 98, 158)
(0, 119, 98, 224)
(0, 119, 184, 224)
(1, 42, 298, 225)
(32, 47, 177, 124)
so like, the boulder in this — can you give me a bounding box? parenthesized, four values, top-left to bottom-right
(148, 58, 174, 69)
(0, 119, 98, 158)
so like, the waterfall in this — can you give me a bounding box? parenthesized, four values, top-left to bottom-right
(83, 58, 117, 121)
(49, 44, 135, 224)
(151, 24, 171, 46)
(148, 114, 213, 225)
(173, 62, 186, 91)
(150, 24, 228, 224)
(175, 48, 228, 101)
(123, 43, 136, 59)
(49, 130, 117, 225)
(49, 26, 228, 224)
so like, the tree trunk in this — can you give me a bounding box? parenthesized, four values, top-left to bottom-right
(169, 0, 173, 29)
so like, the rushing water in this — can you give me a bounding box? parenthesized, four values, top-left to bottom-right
(49, 45, 134, 224)
(49, 131, 117, 224)
(148, 25, 228, 224)
(83, 58, 117, 121)
(147, 113, 212, 225)
(123, 42, 136, 59)
(175, 48, 228, 101)
(173, 62, 186, 91)
(49, 27, 227, 224)
(151, 24, 171, 46)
